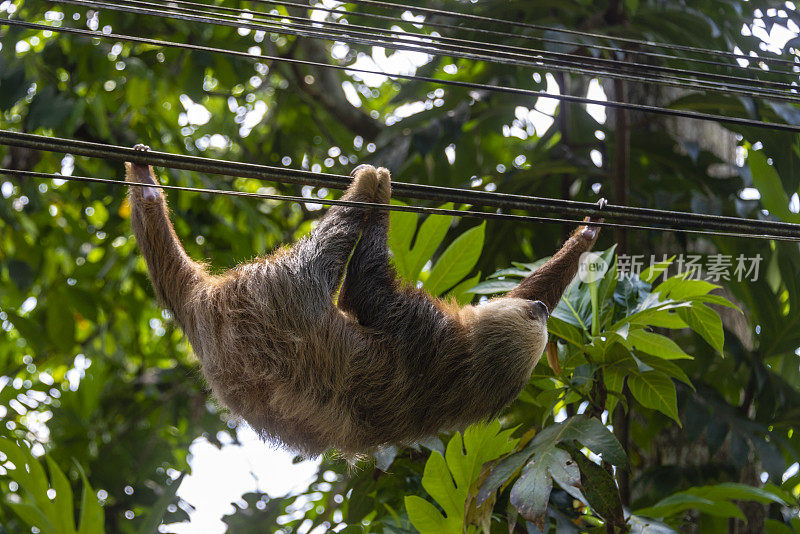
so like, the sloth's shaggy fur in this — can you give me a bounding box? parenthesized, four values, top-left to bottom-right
(126, 152, 600, 456)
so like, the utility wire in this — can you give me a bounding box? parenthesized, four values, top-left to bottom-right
(123, 0, 800, 93)
(5, 17, 800, 134)
(51, 0, 800, 104)
(2, 130, 800, 240)
(345, 0, 800, 69)
(116, 0, 800, 98)
(4, 168, 798, 242)
(249, 0, 800, 79)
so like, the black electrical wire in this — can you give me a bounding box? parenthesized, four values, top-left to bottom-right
(2, 130, 800, 240)
(51, 0, 800, 104)
(123, 0, 800, 94)
(5, 17, 800, 135)
(4, 168, 799, 242)
(124, 0, 800, 99)
(345, 0, 800, 69)
(250, 0, 800, 79)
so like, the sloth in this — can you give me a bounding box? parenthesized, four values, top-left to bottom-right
(125, 145, 602, 457)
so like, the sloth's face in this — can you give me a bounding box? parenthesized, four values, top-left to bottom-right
(465, 298, 549, 369)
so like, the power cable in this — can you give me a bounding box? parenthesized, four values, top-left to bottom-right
(4, 17, 800, 134)
(344, 0, 800, 69)
(123, 0, 800, 93)
(4, 168, 798, 241)
(50, 0, 800, 104)
(2, 130, 799, 240)
(249, 0, 800, 79)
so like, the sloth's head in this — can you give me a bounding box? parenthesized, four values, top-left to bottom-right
(462, 297, 549, 371)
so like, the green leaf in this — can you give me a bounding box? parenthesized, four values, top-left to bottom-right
(446, 272, 481, 305)
(628, 514, 679, 533)
(685, 482, 787, 506)
(387, 201, 420, 282)
(477, 450, 529, 506)
(388, 203, 455, 283)
(452, 421, 517, 486)
(46, 457, 76, 534)
(408, 206, 455, 282)
(27, 87, 75, 130)
(748, 149, 800, 223)
(611, 297, 689, 331)
(635, 353, 693, 387)
(547, 448, 583, 502)
(6, 503, 58, 534)
(126, 77, 150, 110)
(629, 371, 680, 424)
(409, 421, 517, 534)
(508, 450, 554, 529)
(691, 294, 740, 310)
(635, 493, 744, 520)
(137, 473, 185, 534)
(405, 496, 448, 534)
(547, 316, 587, 348)
(424, 223, 485, 296)
(0, 438, 51, 509)
(603, 352, 638, 394)
(418, 451, 462, 530)
(641, 256, 675, 283)
(633, 310, 688, 329)
(7, 259, 35, 291)
(46, 292, 76, 349)
(5, 311, 45, 350)
(0, 440, 102, 534)
(0, 66, 28, 111)
(530, 415, 627, 466)
(77, 471, 104, 534)
(677, 303, 724, 355)
(654, 277, 718, 300)
(625, 329, 693, 360)
(563, 444, 625, 528)
(488, 268, 531, 279)
(466, 279, 519, 295)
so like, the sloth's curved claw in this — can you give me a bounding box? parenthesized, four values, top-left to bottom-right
(128, 144, 160, 201)
(581, 197, 606, 241)
(350, 164, 372, 177)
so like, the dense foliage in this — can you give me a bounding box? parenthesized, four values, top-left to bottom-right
(2, 0, 800, 532)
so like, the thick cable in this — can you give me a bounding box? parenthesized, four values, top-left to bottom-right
(345, 0, 800, 69)
(249, 0, 800, 79)
(5, 17, 800, 135)
(50, 0, 800, 103)
(127, 0, 800, 93)
(0, 169, 686, 235)
(2, 130, 800, 240)
(2, 169, 797, 242)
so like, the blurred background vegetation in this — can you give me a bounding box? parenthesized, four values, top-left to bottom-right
(2, 0, 800, 532)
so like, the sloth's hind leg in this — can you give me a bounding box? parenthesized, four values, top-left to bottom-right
(338, 168, 396, 324)
(292, 165, 380, 298)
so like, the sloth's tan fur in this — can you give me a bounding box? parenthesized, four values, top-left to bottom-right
(126, 150, 600, 457)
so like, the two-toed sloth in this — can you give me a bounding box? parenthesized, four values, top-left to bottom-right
(125, 145, 601, 457)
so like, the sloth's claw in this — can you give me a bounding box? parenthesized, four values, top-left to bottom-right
(129, 144, 160, 201)
(581, 198, 606, 240)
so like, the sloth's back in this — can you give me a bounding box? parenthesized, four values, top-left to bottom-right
(181, 259, 505, 455)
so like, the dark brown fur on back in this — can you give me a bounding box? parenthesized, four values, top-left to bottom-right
(125, 158, 600, 457)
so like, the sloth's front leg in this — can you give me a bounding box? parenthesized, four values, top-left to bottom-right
(290, 165, 383, 301)
(338, 167, 397, 325)
(506, 200, 605, 311)
(125, 144, 161, 201)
